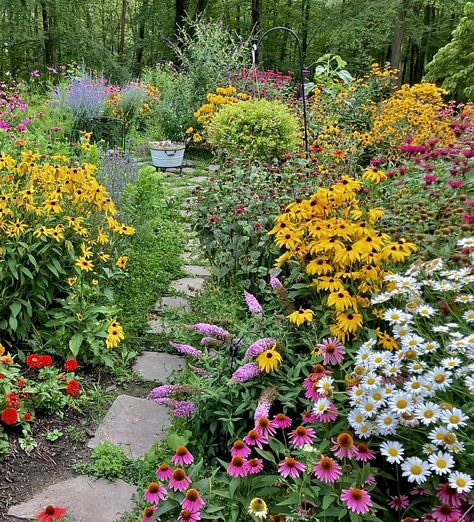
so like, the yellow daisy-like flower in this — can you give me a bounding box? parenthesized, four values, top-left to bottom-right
(327, 290, 354, 311)
(106, 322, 125, 348)
(116, 256, 128, 268)
(0, 355, 14, 365)
(68, 277, 77, 286)
(76, 256, 94, 272)
(287, 308, 314, 326)
(98, 251, 110, 262)
(256, 348, 282, 373)
(248, 497, 268, 519)
(336, 311, 363, 333)
(0, 343, 5, 356)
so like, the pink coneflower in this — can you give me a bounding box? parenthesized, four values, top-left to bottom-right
(178, 509, 201, 522)
(243, 429, 268, 448)
(143, 482, 167, 504)
(302, 411, 317, 424)
(273, 413, 292, 429)
(448, 179, 464, 189)
(231, 440, 251, 458)
(340, 488, 373, 515)
(244, 458, 264, 474)
(227, 456, 248, 478)
(389, 495, 409, 511)
(255, 416, 276, 437)
(169, 469, 191, 492)
(432, 503, 462, 522)
(436, 483, 466, 507)
(182, 489, 206, 512)
(172, 446, 194, 466)
(411, 486, 431, 496)
(355, 443, 375, 462)
(305, 381, 325, 401)
(289, 425, 316, 447)
(331, 433, 358, 459)
(313, 456, 342, 483)
(156, 463, 173, 481)
(317, 338, 345, 365)
(278, 457, 306, 479)
(314, 402, 339, 423)
(142, 506, 159, 522)
(363, 475, 376, 486)
(312, 364, 331, 379)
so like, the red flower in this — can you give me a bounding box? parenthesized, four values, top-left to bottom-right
(5, 392, 21, 408)
(40, 355, 52, 367)
(0, 373, 4, 379)
(66, 379, 80, 397)
(17, 378, 25, 387)
(23, 412, 32, 421)
(26, 354, 43, 368)
(1, 407, 19, 425)
(64, 359, 78, 372)
(35, 505, 67, 521)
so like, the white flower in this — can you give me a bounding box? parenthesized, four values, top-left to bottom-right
(355, 347, 373, 366)
(463, 310, 474, 323)
(416, 305, 436, 317)
(389, 392, 413, 414)
(369, 388, 386, 405)
(408, 360, 426, 374)
(348, 385, 366, 405)
(432, 325, 450, 334)
(359, 398, 379, 418)
(465, 375, 474, 394)
(404, 377, 426, 395)
(448, 471, 474, 493)
(383, 308, 409, 325)
(348, 409, 365, 428)
(370, 351, 391, 368)
(457, 237, 474, 248)
(429, 427, 449, 446)
(441, 357, 461, 369)
(402, 334, 425, 351)
(428, 451, 455, 475)
(376, 411, 399, 436)
(313, 397, 331, 414)
(393, 324, 411, 340)
(354, 421, 373, 439)
(441, 407, 468, 430)
(415, 402, 441, 425)
(380, 440, 404, 464)
(401, 457, 431, 484)
(427, 367, 452, 391)
(316, 376, 334, 395)
(455, 294, 474, 304)
(361, 373, 382, 390)
(422, 341, 440, 354)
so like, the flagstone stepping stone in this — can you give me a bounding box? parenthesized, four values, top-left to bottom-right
(147, 317, 171, 335)
(87, 395, 170, 459)
(189, 176, 208, 183)
(181, 251, 200, 262)
(133, 351, 186, 382)
(183, 159, 195, 167)
(155, 295, 191, 311)
(184, 265, 211, 277)
(180, 209, 193, 218)
(207, 164, 220, 172)
(171, 277, 205, 296)
(182, 167, 196, 174)
(7, 476, 135, 522)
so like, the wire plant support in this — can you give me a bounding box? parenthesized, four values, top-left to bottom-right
(252, 26, 310, 157)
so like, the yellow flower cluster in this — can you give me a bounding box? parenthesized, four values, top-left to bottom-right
(106, 320, 125, 349)
(192, 85, 251, 143)
(356, 83, 455, 157)
(269, 176, 416, 340)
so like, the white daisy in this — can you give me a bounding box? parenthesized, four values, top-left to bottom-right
(432, 325, 451, 334)
(393, 324, 411, 340)
(407, 360, 426, 374)
(404, 377, 426, 395)
(369, 389, 386, 405)
(354, 421, 373, 439)
(456, 237, 474, 248)
(448, 471, 474, 493)
(441, 408, 468, 430)
(427, 367, 452, 391)
(389, 392, 413, 414)
(441, 357, 461, 369)
(455, 294, 474, 304)
(359, 398, 379, 418)
(422, 341, 440, 354)
(380, 440, 404, 464)
(428, 427, 449, 446)
(313, 397, 331, 414)
(316, 376, 334, 395)
(416, 305, 436, 318)
(348, 409, 365, 428)
(361, 373, 382, 390)
(428, 451, 455, 475)
(415, 402, 441, 425)
(376, 411, 399, 436)
(348, 385, 366, 405)
(401, 457, 431, 484)
(402, 334, 426, 351)
(463, 310, 474, 323)
(465, 375, 474, 394)
(383, 308, 410, 325)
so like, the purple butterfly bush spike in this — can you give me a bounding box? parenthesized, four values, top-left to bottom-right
(173, 401, 196, 417)
(270, 275, 283, 290)
(231, 362, 260, 382)
(244, 290, 263, 315)
(244, 338, 275, 358)
(192, 323, 232, 340)
(170, 342, 204, 359)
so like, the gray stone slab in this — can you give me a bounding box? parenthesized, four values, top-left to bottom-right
(189, 176, 208, 183)
(182, 167, 196, 174)
(170, 277, 205, 296)
(155, 295, 191, 311)
(133, 351, 185, 382)
(147, 318, 171, 335)
(183, 159, 195, 167)
(7, 476, 135, 522)
(179, 209, 193, 218)
(181, 251, 200, 262)
(88, 395, 170, 459)
(207, 164, 220, 172)
(184, 265, 211, 277)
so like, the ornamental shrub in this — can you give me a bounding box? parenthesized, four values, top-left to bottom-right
(207, 99, 300, 161)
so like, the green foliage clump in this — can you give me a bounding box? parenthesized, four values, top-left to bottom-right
(207, 99, 300, 161)
(88, 441, 128, 480)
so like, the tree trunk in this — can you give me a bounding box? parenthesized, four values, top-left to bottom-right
(390, 0, 407, 85)
(135, 0, 148, 73)
(413, 4, 432, 82)
(251, 0, 262, 63)
(118, 0, 127, 64)
(41, 0, 52, 65)
(193, 0, 209, 20)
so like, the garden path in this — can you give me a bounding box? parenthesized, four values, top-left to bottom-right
(7, 164, 214, 521)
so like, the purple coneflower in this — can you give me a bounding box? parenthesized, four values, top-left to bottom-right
(169, 469, 191, 492)
(340, 488, 373, 515)
(156, 463, 173, 481)
(255, 416, 276, 437)
(436, 483, 465, 507)
(273, 413, 292, 429)
(313, 456, 342, 483)
(172, 446, 194, 466)
(355, 443, 375, 462)
(178, 509, 201, 522)
(314, 402, 339, 423)
(231, 362, 260, 382)
(244, 458, 264, 474)
(388, 495, 409, 511)
(170, 342, 203, 359)
(228, 456, 248, 477)
(243, 429, 267, 448)
(331, 432, 358, 459)
(231, 440, 251, 458)
(142, 506, 159, 522)
(289, 425, 316, 447)
(431, 503, 462, 522)
(302, 411, 317, 424)
(182, 488, 206, 512)
(317, 338, 345, 365)
(278, 457, 306, 479)
(244, 290, 263, 315)
(143, 482, 167, 504)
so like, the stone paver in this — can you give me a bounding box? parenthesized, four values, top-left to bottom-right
(184, 265, 211, 277)
(181, 251, 200, 262)
(207, 164, 219, 172)
(189, 176, 208, 183)
(182, 167, 196, 174)
(182, 159, 195, 167)
(155, 295, 191, 311)
(171, 277, 205, 296)
(88, 395, 170, 458)
(7, 476, 135, 522)
(180, 209, 193, 218)
(147, 317, 171, 335)
(133, 351, 185, 382)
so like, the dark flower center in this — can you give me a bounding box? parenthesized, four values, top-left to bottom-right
(173, 469, 186, 481)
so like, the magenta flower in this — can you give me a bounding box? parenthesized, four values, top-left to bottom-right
(436, 483, 466, 507)
(243, 429, 268, 448)
(388, 495, 409, 511)
(269, 275, 283, 290)
(354, 443, 375, 462)
(340, 488, 373, 514)
(314, 402, 339, 423)
(317, 338, 345, 365)
(172, 446, 194, 466)
(331, 433, 358, 459)
(156, 463, 173, 481)
(231, 440, 251, 458)
(313, 456, 342, 483)
(244, 290, 263, 315)
(192, 323, 231, 339)
(423, 174, 438, 185)
(363, 474, 376, 486)
(178, 509, 201, 522)
(170, 342, 203, 359)
(227, 456, 248, 478)
(231, 362, 260, 382)
(255, 416, 276, 437)
(278, 457, 306, 479)
(182, 488, 206, 512)
(448, 179, 464, 189)
(143, 506, 159, 522)
(304, 382, 325, 402)
(244, 458, 264, 475)
(143, 482, 167, 504)
(244, 338, 275, 358)
(431, 504, 462, 521)
(169, 469, 191, 492)
(31, 70, 40, 77)
(289, 425, 316, 447)
(273, 413, 292, 429)
(302, 411, 317, 424)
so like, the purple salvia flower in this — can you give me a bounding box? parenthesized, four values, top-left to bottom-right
(244, 290, 263, 315)
(244, 338, 275, 358)
(170, 342, 203, 359)
(231, 362, 260, 382)
(192, 323, 232, 340)
(270, 275, 283, 290)
(172, 401, 196, 417)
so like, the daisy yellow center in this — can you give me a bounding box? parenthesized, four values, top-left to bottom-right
(388, 448, 399, 457)
(367, 378, 376, 385)
(424, 410, 434, 418)
(384, 417, 393, 425)
(373, 393, 382, 401)
(410, 465, 422, 475)
(396, 399, 408, 409)
(449, 415, 460, 424)
(355, 414, 364, 423)
(436, 459, 447, 468)
(435, 375, 445, 383)
(456, 478, 466, 487)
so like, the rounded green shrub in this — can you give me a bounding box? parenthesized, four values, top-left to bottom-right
(207, 98, 300, 161)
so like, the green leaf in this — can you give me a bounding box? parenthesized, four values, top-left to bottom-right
(69, 333, 83, 357)
(229, 477, 240, 499)
(8, 315, 18, 331)
(10, 301, 22, 317)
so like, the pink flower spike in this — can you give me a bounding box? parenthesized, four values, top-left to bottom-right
(143, 482, 167, 504)
(278, 457, 306, 479)
(313, 456, 342, 483)
(289, 425, 316, 448)
(317, 338, 345, 365)
(182, 488, 206, 512)
(244, 458, 264, 475)
(169, 469, 191, 492)
(243, 429, 268, 449)
(340, 488, 373, 515)
(244, 290, 263, 314)
(172, 446, 194, 466)
(156, 463, 173, 481)
(273, 413, 292, 429)
(227, 456, 248, 478)
(231, 440, 251, 458)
